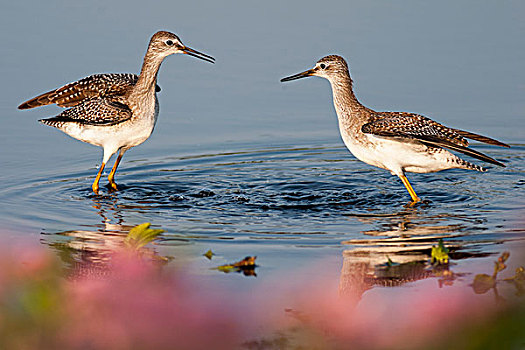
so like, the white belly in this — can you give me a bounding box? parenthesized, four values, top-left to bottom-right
(340, 131, 458, 175)
(65, 116, 155, 149)
(59, 95, 159, 162)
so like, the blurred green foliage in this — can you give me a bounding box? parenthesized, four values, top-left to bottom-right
(124, 222, 165, 250)
(431, 239, 449, 265)
(203, 249, 215, 260)
(0, 254, 65, 349)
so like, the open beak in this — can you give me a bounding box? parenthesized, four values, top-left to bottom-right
(181, 46, 215, 64)
(280, 68, 316, 82)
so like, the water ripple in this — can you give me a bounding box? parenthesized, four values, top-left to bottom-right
(1, 143, 523, 254)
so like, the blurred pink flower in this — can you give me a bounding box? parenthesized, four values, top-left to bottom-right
(62, 252, 240, 350)
(0, 242, 522, 349)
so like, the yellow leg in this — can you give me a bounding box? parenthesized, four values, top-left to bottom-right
(399, 174, 421, 203)
(92, 162, 106, 194)
(108, 151, 124, 191)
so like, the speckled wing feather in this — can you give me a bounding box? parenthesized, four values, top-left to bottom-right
(18, 73, 161, 110)
(362, 112, 470, 146)
(450, 129, 509, 148)
(39, 98, 133, 127)
(362, 112, 506, 167)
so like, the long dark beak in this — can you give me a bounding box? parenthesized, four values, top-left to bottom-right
(181, 46, 215, 64)
(280, 68, 316, 82)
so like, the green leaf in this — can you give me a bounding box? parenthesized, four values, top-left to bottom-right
(214, 256, 257, 275)
(431, 239, 449, 265)
(231, 256, 257, 268)
(504, 266, 525, 296)
(377, 256, 399, 269)
(216, 265, 236, 273)
(472, 274, 496, 294)
(203, 249, 215, 260)
(513, 266, 525, 281)
(499, 252, 510, 264)
(124, 223, 165, 250)
(493, 252, 510, 277)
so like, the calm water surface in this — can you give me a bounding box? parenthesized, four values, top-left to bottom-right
(0, 1, 524, 299)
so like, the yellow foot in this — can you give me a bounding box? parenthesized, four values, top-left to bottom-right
(107, 151, 124, 192)
(92, 183, 100, 195)
(405, 198, 421, 208)
(109, 182, 118, 191)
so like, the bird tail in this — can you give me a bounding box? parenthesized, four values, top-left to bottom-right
(453, 128, 510, 148)
(18, 90, 56, 110)
(456, 157, 486, 172)
(39, 117, 65, 128)
(419, 137, 505, 167)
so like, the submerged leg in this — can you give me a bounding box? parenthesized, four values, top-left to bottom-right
(92, 162, 106, 194)
(398, 174, 421, 203)
(108, 149, 125, 191)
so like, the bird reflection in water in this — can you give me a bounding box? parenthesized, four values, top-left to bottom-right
(339, 208, 493, 303)
(40, 195, 170, 278)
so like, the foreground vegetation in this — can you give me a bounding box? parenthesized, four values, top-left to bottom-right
(0, 224, 523, 349)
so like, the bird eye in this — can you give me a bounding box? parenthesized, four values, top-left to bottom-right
(166, 40, 174, 46)
(320, 63, 326, 69)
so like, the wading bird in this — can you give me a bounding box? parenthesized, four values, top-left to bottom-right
(19, 31, 214, 194)
(281, 55, 508, 203)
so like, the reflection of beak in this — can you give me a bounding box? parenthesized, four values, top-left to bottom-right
(280, 68, 316, 82)
(181, 46, 215, 64)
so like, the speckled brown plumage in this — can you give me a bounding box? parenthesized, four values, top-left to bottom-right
(283, 55, 509, 169)
(362, 112, 508, 167)
(18, 30, 214, 194)
(363, 112, 470, 147)
(40, 98, 132, 127)
(18, 73, 160, 110)
(281, 54, 509, 202)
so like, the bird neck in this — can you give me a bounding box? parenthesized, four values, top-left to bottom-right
(329, 74, 362, 119)
(132, 50, 164, 97)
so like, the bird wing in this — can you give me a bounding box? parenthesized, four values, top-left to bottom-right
(361, 112, 506, 167)
(40, 98, 133, 126)
(18, 73, 161, 110)
(450, 128, 509, 148)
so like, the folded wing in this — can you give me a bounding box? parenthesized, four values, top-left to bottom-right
(361, 112, 508, 167)
(39, 98, 133, 127)
(18, 73, 161, 110)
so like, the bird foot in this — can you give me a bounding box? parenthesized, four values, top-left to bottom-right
(92, 184, 100, 195)
(405, 200, 419, 208)
(403, 198, 431, 208)
(109, 182, 119, 191)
